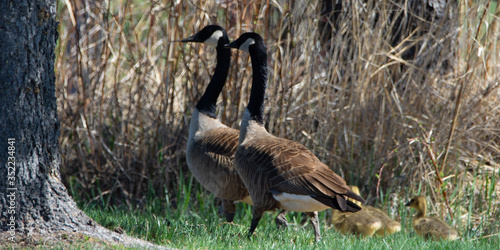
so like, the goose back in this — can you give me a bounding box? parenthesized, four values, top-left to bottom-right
(236, 124, 363, 212)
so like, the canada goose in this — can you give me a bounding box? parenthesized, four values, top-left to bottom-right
(405, 196, 459, 240)
(183, 25, 245, 222)
(182, 26, 288, 227)
(225, 32, 365, 241)
(349, 186, 401, 236)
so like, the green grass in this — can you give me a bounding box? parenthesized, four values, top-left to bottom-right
(81, 183, 500, 249)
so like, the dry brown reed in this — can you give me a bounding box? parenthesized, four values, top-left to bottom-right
(55, 0, 499, 235)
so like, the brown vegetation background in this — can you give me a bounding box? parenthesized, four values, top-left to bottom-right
(55, 0, 499, 235)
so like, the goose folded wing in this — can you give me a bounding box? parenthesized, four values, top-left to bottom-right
(193, 128, 239, 169)
(201, 128, 239, 155)
(263, 139, 364, 211)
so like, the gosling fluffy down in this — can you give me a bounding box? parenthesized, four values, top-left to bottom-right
(364, 206, 401, 236)
(331, 208, 382, 237)
(349, 186, 401, 236)
(405, 196, 459, 240)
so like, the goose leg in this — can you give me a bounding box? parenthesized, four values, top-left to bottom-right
(275, 209, 288, 229)
(222, 199, 236, 222)
(248, 208, 264, 238)
(306, 211, 321, 242)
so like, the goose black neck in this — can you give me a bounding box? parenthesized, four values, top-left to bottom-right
(247, 42, 268, 124)
(196, 36, 231, 118)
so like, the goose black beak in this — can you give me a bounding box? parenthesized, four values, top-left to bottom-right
(181, 34, 199, 43)
(404, 201, 410, 206)
(224, 41, 238, 49)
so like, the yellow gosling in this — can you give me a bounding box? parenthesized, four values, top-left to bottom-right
(330, 188, 382, 237)
(405, 196, 459, 240)
(331, 209, 382, 237)
(349, 186, 401, 236)
(364, 206, 401, 236)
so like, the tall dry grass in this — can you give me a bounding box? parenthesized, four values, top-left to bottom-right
(55, 0, 499, 236)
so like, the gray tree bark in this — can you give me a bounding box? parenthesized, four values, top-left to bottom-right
(0, 0, 164, 248)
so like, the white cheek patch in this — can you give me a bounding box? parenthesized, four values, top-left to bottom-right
(204, 30, 223, 47)
(239, 38, 256, 53)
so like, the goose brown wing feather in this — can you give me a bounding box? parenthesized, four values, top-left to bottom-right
(202, 127, 239, 157)
(309, 169, 365, 203)
(313, 195, 361, 212)
(191, 127, 239, 171)
(271, 171, 323, 195)
(190, 127, 248, 200)
(242, 136, 364, 208)
(268, 140, 350, 195)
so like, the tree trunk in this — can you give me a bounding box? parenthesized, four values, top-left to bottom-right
(0, 0, 164, 248)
